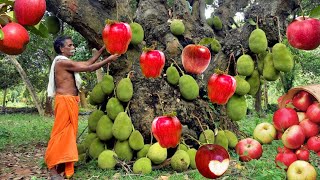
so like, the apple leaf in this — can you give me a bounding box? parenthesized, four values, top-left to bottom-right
(310, 5, 320, 19)
(0, 14, 10, 25)
(248, 18, 256, 26)
(0, 29, 4, 40)
(199, 37, 214, 46)
(6, 11, 16, 22)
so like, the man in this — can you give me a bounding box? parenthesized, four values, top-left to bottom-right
(45, 35, 120, 179)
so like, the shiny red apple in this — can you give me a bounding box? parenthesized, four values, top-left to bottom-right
(152, 115, 182, 148)
(207, 73, 236, 105)
(292, 91, 313, 111)
(295, 147, 310, 161)
(286, 16, 320, 50)
(273, 108, 299, 132)
(0, 22, 29, 55)
(195, 144, 230, 179)
(277, 146, 293, 153)
(297, 112, 307, 122)
(306, 102, 320, 123)
(102, 22, 132, 55)
(14, 0, 46, 26)
(275, 151, 297, 170)
(140, 50, 165, 78)
(306, 135, 320, 152)
(299, 119, 320, 138)
(282, 125, 305, 149)
(235, 138, 263, 162)
(181, 44, 211, 74)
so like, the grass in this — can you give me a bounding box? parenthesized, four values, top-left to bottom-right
(0, 113, 319, 179)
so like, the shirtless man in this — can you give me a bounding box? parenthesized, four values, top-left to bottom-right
(45, 36, 120, 179)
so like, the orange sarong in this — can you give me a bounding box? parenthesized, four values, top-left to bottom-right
(45, 94, 80, 177)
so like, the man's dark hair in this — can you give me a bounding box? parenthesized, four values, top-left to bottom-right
(53, 35, 72, 54)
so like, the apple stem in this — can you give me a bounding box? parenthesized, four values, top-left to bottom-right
(171, 58, 185, 75)
(154, 93, 165, 115)
(192, 114, 209, 144)
(274, 16, 282, 43)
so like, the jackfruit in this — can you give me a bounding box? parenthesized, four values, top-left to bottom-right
(89, 138, 105, 159)
(89, 82, 105, 104)
(129, 130, 144, 151)
(249, 28, 268, 54)
(133, 157, 152, 174)
(137, 144, 151, 159)
(75, 153, 87, 166)
(187, 148, 197, 169)
(236, 54, 254, 76)
(114, 140, 133, 161)
(170, 19, 185, 36)
(199, 129, 215, 144)
(147, 142, 167, 164)
(212, 16, 222, 30)
(272, 43, 294, 73)
(83, 133, 97, 149)
(206, 17, 214, 27)
(112, 112, 133, 141)
(97, 150, 117, 169)
(77, 143, 86, 154)
(214, 130, 228, 150)
(234, 75, 250, 96)
(210, 39, 221, 53)
(166, 64, 180, 85)
(106, 97, 124, 120)
(178, 144, 188, 151)
(116, 77, 133, 102)
(179, 75, 199, 100)
(88, 110, 105, 132)
(130, 22, 144, 45)
(224, 130, 238, 148)
(263, 53, 280, 81)
(257, 51, 268, 74)
(170, 150, 190, 172)
(101, 74, 114, 95)
(246, 70, 260, 96)
(96, 115, 113, 141)
(226, 94, 247, 121)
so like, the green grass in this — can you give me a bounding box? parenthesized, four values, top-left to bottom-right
(0, 113, 319, 179)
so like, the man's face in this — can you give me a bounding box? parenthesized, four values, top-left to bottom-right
(60, 39, 75, 57)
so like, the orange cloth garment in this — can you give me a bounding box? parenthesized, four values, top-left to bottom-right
(45, 94, 80, 177)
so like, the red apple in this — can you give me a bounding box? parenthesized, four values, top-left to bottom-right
(297, 112, 307, 122)
(253, 122, 276, 144)
(207, 73, 236, 105)
(140, 50, 165, 78)
(286, 16, 320, 50)
(0, 22, 29, 55)
(287, 161, 317, 180)
(306, 135, 320, 152)
(181, 44, 211, 74)
(152, 115, 182, 148)
(299, 119, 320, 138)
(235, 138, 263, 162)
(195, 144, 230, 179)
(14, 0, 46, 26)
(295, 147, 310, 161)
(276, 131, 283, 140)
(277, 146, 293, 153)
(275, 151, 297, 170)
(306, 102, 320, 123)
(292, 91, 314, 111)
(273, 108, 299, 132)
(102, 22, 132, 55)
(281, 125, 305, 149)
(317, 152, 320, 157)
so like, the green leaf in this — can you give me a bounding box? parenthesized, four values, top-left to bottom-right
(6, 11, 16, 22)
(248, 18, 256, 26)
(199, 37, 214, 46)
(0, 14, 10, 25)
(27, 22, 49, 38)
(0, 29, 4, 40)
(310, 5, 320, 19)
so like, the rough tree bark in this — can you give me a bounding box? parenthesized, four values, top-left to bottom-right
(46, 0, 299, 143)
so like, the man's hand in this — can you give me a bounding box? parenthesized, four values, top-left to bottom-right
(106, 54, 121, 63)
(98, 45, 106, 53)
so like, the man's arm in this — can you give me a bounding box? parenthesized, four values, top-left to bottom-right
(78, 46, 106, 66)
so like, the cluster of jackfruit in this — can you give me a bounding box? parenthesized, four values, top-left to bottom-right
(206, 15, 222, 31)
(170, 19, 185, 36)
(165, 63, 199, 101)
(198, 128, 239, 150)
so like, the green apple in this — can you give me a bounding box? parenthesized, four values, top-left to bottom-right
(253, 122, 276, 144)
(287, 160, 317, 180)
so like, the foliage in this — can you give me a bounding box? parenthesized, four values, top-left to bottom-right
(0, 57, 21, 90)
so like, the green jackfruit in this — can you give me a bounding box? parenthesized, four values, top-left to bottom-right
(199, 129, 215, 144)
(234, 75, 250, 96)
(179, 75, 199, 100)
(75, 153, 87, 166)
(236, 54, 254, 76)
(214, 130, 228, 150)
(96, 115, 113, 141)
(206, 17, 214, 27)
(83, 133, 97, 149)
(224, 130, 238, 148)
(116, 77, 133, 102)
(130, 22, 144, 45)
(114, 140, 133, 161)
(133, 157, 152, 174)
(88, 96, 98, 106)
(257, 51, 268, 74)
(89, 138, 105, 159)
(210, 39, 221, 53)
(45, 16, 60, 34)
(97, 150, 117, 169)
(129, 130, 144, 151)
(171, 150, 190, 172)
(263, 53, 280, 81)
(89, 82, 105, 104)
(212, 16, 222, 30)
(77, 143, 86, 154)
(106, 97, 124, 120)
(249, 28, 268, 54)
(272, 43, 294, 73)
(112, 112, 133, 141)
(226, 94, 247, 121)
(147, 142, 167, 164)
(137, 144, 151, 159)
(166, 64, 180, 85)
(101, 74, 114, 95)
(170, 19, 185, 36)
(246, 70, 260, 96)
(88, 110, 105, 132)
(187, 148, 197, 169)
(178, 144, 188, 151)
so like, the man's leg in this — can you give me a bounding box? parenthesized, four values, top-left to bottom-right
(49, 166, 64, 180)
(65, 162, 74, 179)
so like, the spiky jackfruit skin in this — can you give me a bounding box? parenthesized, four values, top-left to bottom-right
(179, 75, 199, 101)
(106, 97, 124, 120)
(101, 74, 114, 95)
(83, 133, 97, 149)
(133, 157, 152, 174)
(249, 28, 268, 54)
(170, 19, 185, 36)
(224, 130, 238, 148)
(112, 112, 133, 141)
(77, 143, 86, 154)
(171, 150, 190, 172)
(246, 70, 260, 96)
(199, 129, 215, 144)
(234, 75, 250, 96)
(116, 78, 133, 102)
(114, 140, 133, 161)
(129, 130, 144, 151)
(262, 53, 280, 81)
(257, 51, 268, 74)
(137, 144, 151, 159)
(98, 150, 117, 169)
(226, 95, 247, 121)
(187, 148, 197, 169)
(214, 130, 229, 150)
(147, 142, 167, 164)
(88, 110, 104, 132)
(130, 22, 144, 45)
(272, 43, 294, 73)
(210, 39, 221, 53)
(96, 115, 113, 141)
(89, 82, 105, 104)
(89, 138, 105, 159)
(207, 17, 214, 27)
(212, 16, 222, 30)
(166, 65, 180, 85)
(236, 54, 254, 76)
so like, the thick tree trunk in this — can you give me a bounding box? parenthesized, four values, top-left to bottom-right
(8, 56, 44, 116)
